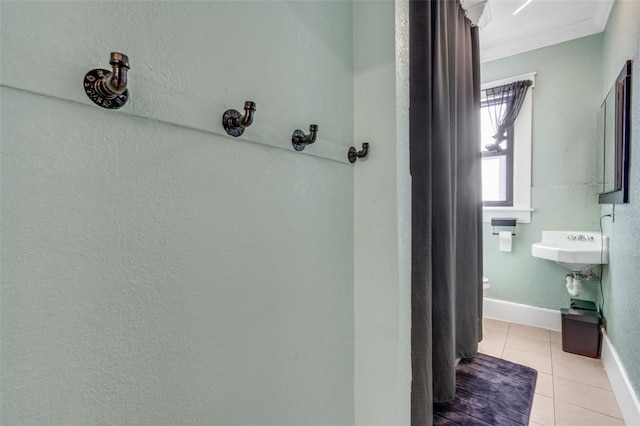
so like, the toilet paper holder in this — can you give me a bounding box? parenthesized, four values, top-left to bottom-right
(491, 218, 516, 236)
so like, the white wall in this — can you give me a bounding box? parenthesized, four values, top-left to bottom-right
(1, 2, 356, 424)
(353, 1, 411, 424)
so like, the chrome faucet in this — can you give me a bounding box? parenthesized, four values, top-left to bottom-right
(567, 234, 595, 242)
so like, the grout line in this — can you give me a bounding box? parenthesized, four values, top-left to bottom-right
(549, 336, 555, 378)
(552, 373, 557, 425)
(504, 321, 511, 358)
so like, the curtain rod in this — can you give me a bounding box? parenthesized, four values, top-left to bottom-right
(481, 72, 538, 91)
(484, 79, 533, 93)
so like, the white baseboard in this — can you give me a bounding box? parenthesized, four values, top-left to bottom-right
(601, 331, 640, 426)
(483, 297, 640, 424)
(483, 297, 562, 331)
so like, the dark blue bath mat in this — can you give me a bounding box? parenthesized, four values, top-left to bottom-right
(433, 353, 537, 425)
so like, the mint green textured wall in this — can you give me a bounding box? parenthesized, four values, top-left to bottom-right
(353, 1, 411, 424)
(1, 2, 355, 424)
(600, 0, 640, 402)
(481, 35, 604, 309)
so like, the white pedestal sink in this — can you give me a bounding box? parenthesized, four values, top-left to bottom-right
(531, 231, 609, 273)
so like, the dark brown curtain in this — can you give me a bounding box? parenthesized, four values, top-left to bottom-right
(409, 0, 483, 423)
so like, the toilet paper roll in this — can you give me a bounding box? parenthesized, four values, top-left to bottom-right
(499, 231, 512, 252)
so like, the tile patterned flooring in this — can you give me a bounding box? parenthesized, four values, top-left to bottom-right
(479, 318, 625, 426)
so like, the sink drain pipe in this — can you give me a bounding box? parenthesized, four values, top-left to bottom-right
(565, 273, 582, 297)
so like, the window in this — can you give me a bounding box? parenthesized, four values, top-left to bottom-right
(481, 100, 513, 206)
(481, 72, 536, 223)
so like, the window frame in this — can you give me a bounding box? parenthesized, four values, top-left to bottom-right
(481, 72, 536, 224)
(481, 98, 514, 207)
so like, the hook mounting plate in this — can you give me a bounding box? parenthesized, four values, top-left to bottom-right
(83, 69, 128, 109)
(222, 109, 245, 137)
(292, 130, 307, 151)
(348, 147, 358, 163)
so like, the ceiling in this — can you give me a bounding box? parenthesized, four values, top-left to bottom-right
(463, 0, 615, 62)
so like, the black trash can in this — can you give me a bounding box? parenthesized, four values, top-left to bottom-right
(561, 308, 602, 358)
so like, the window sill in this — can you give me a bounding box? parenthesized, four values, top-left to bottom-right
(482, 207, 533, 224)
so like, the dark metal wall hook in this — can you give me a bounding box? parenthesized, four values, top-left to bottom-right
(223, 101, 256, 137)
(292, 124, 318, 151)
(83, 52, 130, 109)
(348, 143, 369, 163)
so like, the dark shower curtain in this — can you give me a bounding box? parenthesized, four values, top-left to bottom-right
(409, 0, 483, 423)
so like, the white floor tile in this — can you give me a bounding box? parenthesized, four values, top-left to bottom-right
(553, 376, 623, 419)
(480, 318, 624, 426)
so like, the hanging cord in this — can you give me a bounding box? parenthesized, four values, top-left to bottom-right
(598, 211, 613, 315)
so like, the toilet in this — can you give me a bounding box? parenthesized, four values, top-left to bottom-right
(483, 276, 490, 292)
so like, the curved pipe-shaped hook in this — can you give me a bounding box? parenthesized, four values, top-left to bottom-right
(223, 101, 257, 137)
(105, 52, 129, 94)
(83, 52, 130, 109)
(348, 142, 369, 163)
(292, 124, 318, 151)
(95, 52, 129, 98)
